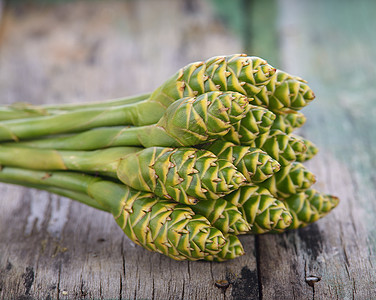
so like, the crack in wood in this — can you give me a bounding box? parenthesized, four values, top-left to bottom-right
(56, 262, 61, 300)
(255, 236, 262, 300)
(228, 266, 259, 300)
(297, 224, 324, 261)
(119, 273, 122, 300)
(21, 266, 34, 296)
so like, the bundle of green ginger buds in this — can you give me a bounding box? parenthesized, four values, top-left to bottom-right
(0, 54, 339, 261)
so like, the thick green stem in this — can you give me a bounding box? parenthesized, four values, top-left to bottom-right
(6, 125, 187, 149)
(41, 186, 109, 212)
(41, 93, 151, 111)
(0, 166, 123, 213)
(0, 107, 57, 121)
(0, 167, 98, 194)
(0, 99, 168, 142)
(0, 177, 107, 212)
(0, 145, 140, 176)
(0, 93, 151, 121)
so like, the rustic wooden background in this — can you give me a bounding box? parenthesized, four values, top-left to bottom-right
(0, 0, 375, 299)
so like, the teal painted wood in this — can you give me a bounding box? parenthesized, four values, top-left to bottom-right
(255, 0, 376, 299)
(210, 0, 279, 66)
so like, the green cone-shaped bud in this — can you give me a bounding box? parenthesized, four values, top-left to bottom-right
(271, 112, 306, 134)
(294, 136, 319, 162)
(109, 191, 226, 260)
(252, 130, 307, 166)
(224, 185, 292, 234)
(283, 189, 340, 229)
(206, 141, 280, 183)
(150, 55, 314, 114)
(204, 235, 245, 262)
(191, 198, 250, 235)
(150, 54, 276, 108)
(156, 91, 251, 146)
(222, 105, 276, 145)
(259, 162, 316, 199)
(117, 147, 246, 205)
(252, 70, 315, 113)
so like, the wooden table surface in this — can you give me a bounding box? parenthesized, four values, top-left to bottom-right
(0, 1, 375, 299)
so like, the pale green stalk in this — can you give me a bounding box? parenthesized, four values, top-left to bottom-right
(0, 93, 150, 121)
(0, 179, 107, 212)
(38, 93, 150, 111)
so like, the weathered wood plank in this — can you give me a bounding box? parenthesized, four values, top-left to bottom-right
(0, 1, 260, 299)
(255, 0, 376, 299)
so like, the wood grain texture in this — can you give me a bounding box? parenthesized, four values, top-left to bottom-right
(0, 0, 375, 299)
(0, 1, 254, 299)
(256, 0, 376, 299)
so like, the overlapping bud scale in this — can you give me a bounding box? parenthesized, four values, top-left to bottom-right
(252, 70, 315, 113)
(271, 112, 306, 134)
(259, 162, 316, 199)
(113, 193, 227, 260)
(157, 91, 251, 146)
(151, 54, 315, 114)
(224, 185, 293, 234)
(204, 235, 245, 262)
(222, 105, 276, 145)
(283, 189, 340, 229)
(206, 141, 280, 183)
(151, 54, 276, 108)
(191, 198, 250, 235)
(251, 130, 308, 166)
(294, 135, 319, 162)
(117, 147, 245, 205)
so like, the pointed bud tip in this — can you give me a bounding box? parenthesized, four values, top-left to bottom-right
(272, 160, 281, 172)
(233, 173, 246, 185)
(235, 245, 245, 256)
(278, 212, 293, 228)
(311, 174, 317, 184)
(237, 222, 251, 233)
(327, 195, 340, 207)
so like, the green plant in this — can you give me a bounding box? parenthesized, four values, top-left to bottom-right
(0, 54, 338, 261)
